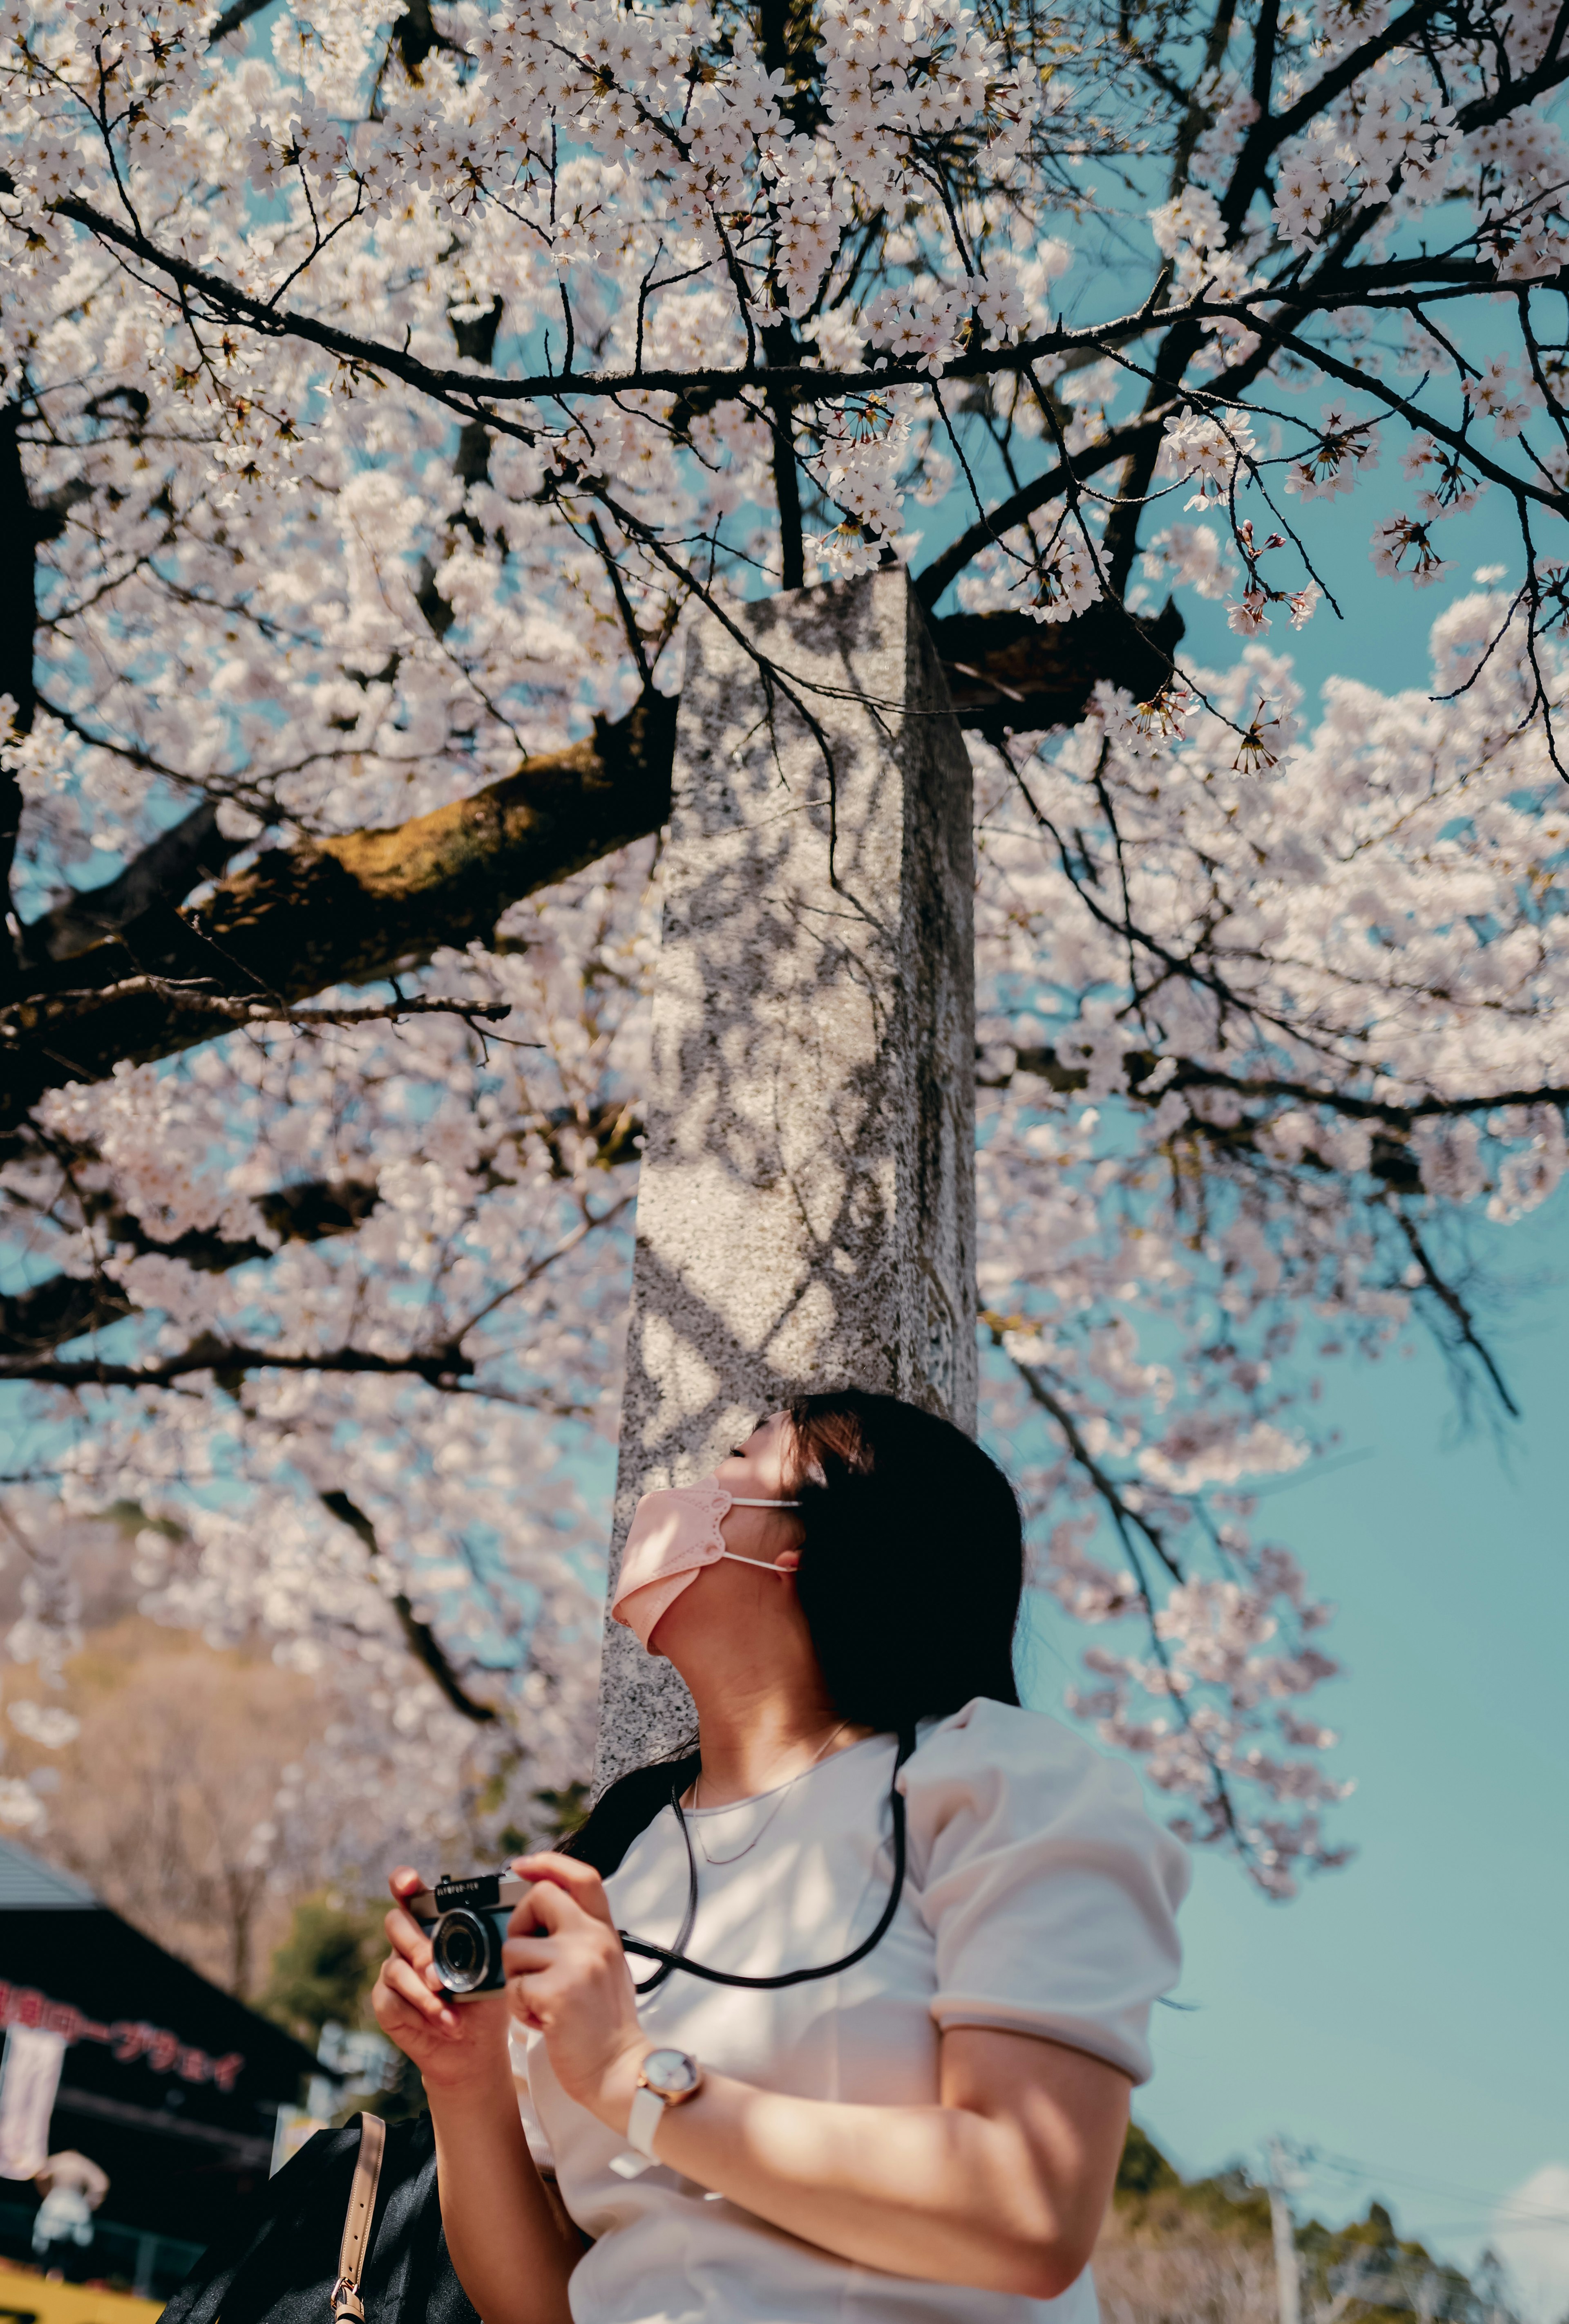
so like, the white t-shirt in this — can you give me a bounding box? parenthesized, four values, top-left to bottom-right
(511, 1697, 1190, 2324)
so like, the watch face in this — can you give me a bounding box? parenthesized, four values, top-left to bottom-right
(641, 2047, 701, 2098)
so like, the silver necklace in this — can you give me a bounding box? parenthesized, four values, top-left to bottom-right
(691, 1722, 849, 1866)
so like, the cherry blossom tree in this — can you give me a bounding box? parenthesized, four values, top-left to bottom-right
(1, 0, 1566, 1895)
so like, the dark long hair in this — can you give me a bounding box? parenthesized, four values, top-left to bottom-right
(564, 1390, 1024, 1878)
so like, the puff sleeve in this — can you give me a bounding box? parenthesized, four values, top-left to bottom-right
(901, 1697, 1190, 2085)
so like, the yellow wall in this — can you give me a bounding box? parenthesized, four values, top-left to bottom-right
(0, 2261, 162, 2324)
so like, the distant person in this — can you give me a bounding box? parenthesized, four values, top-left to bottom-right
(373, 1390, 1191, 2324)
(32, 2149, 109, 2265)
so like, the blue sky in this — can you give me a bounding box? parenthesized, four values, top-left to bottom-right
(1012, 504, 1569, 2309)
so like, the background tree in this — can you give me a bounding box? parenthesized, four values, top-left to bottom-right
(1, 0, 1566, 1889)
(262, 1892, 386, 2040)
(1100, 2134, 1528, 2324)
(1, 1608, 324, 1994)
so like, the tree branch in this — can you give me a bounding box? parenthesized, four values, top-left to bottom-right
(994, 1329, 1251, 1858)
(1388, 1207, 1522, 1419)
(935, 600, 1186, 737)
(1, 1099, 644, 1366)
(31, 193, 1457, 420)
(318, 1488, 501, 1723)
(208, 0, 275, 40)
(1, 1334, 480, 1389)
(999, 1044, 1569, 1130)
(1, 403, 39, 992)
(0, 976, 514, 1047)
(0, 1175, 380, 1362)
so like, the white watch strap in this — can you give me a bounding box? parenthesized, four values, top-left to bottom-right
(627, 2083, 668, 2161)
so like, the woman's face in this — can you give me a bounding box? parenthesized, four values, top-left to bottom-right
(644, 1413, 805, 1661)
(714, 1411, 796, 1503)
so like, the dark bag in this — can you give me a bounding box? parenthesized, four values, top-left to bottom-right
(159, 2114, 479, 2324)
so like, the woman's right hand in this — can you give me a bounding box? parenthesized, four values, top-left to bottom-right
(371, 1866, 512, 2093)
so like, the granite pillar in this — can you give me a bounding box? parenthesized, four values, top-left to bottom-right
(595, 566, 977, 1788)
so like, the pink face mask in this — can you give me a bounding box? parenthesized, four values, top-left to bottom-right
(610, 1475, 801, 1654)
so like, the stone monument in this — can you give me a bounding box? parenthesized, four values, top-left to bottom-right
(595, 566, 977, 1787)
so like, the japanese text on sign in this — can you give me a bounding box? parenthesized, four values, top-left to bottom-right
(0, 1984, 244, 2091)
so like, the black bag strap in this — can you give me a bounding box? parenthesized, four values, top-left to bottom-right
(331, 2114, 386, 2324)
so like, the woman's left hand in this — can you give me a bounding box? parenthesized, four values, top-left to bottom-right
(503, 1853, 649, 2132)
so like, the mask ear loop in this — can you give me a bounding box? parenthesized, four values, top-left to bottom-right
(717, 1496, 801, 1576)
(622, 1730, 916, 1996)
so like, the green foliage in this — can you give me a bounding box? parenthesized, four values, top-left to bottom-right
(102, 1498, 183, 1539)
(262, 1893, 382, 2045)
(493, 1781, 592, 1862)
(1296, 2201, 1503, 2324)
(532, 1782, 591, 1840)
(1117, 2122, 1182, 2198)
(1114, 2126, 1273, 2244)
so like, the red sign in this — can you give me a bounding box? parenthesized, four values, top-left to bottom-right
(0, 1984, 244, 2091)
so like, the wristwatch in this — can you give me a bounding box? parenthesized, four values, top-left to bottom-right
(626, 2047, 705, 2160)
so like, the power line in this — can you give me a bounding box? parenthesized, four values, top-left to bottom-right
(1305, 2149, 1569, 2229)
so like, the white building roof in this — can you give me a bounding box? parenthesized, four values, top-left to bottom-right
(0, 1835, 98, 1909)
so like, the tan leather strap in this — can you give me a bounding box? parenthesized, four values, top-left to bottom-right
(331, 2113, 386, 2324)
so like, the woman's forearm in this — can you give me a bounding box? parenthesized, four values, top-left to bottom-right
(494, 1863, 1129, 2300)
(635, 2061, 1111, 2297)
(427, 2061, 583, 2324)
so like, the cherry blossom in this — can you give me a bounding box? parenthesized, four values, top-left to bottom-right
(2, 0, 1567, 1900)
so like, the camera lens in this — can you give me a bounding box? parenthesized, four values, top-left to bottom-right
(430, 1908, 498, 1995)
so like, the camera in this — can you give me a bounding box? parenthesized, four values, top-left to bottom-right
(407, 1871, 529, 1999)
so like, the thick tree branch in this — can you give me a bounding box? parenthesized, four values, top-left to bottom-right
(1220, 0, 1447, 232)
(1, 694, 676, 1128)
(21, 800, 240, 967)
(40, 192, 1521, 424)
(935, 601, 1185, 737)
(0, 1334, 482, 1389)
(44, 195, 1174, 407)
(16, 1028, 1556, 1372)
(208, 0, 275, 39)
(53, 188, 1558, 420)
(0, 609, 1184, 1122)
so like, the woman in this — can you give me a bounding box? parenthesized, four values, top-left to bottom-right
(373, 1390, 1189, 2324)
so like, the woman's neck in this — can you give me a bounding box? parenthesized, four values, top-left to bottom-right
(684, 1669, 857, 1807)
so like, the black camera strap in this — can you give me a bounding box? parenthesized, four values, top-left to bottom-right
(619, 1727, 917, 1996)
